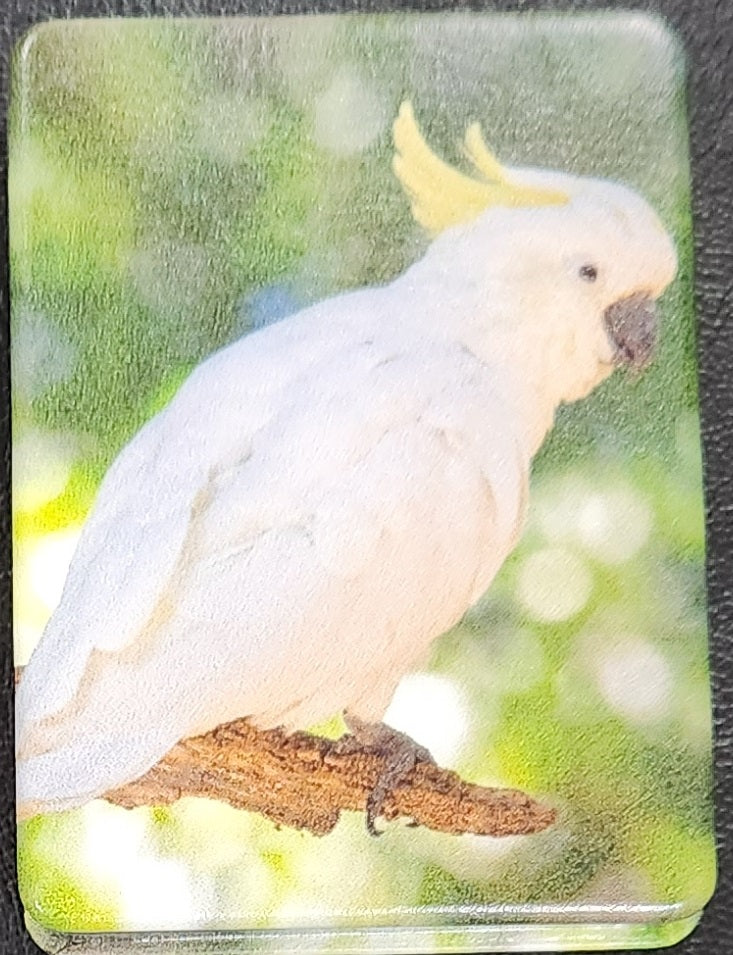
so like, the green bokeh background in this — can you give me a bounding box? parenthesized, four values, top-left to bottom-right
(10, 12, 714, 949)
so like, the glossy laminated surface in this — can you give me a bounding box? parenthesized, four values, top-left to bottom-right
(10, 11, 715, 952)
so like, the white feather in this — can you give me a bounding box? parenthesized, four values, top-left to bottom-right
(15, 169, 678, 817)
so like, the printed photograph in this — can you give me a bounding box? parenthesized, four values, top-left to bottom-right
(11, 12, 714, 951)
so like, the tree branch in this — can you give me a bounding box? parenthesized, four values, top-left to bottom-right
(15, 669, 556, 836)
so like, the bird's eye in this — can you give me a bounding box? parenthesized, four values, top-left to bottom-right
(579, 264, 598, 282)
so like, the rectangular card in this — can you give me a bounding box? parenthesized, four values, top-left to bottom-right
(10, 12, 714, 953)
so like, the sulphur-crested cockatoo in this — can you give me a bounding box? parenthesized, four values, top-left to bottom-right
(16, 103, 676, 832)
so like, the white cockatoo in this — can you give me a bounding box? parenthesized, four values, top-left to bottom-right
(15, 103, 676, 832)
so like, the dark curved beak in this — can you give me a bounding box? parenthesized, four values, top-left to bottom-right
(604, 293, 659, 372)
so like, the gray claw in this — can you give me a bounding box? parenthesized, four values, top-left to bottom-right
(342, 713, 435, 835)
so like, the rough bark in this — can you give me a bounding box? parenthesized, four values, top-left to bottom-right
(15, 669, 556, 836)
(108, 718, 557, 836)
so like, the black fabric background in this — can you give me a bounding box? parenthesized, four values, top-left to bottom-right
(0, 1, 730, 953)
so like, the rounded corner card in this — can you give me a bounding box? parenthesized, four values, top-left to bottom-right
(10, 11, 715, 953)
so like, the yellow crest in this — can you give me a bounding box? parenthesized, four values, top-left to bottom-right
(393, 102, 569, 235)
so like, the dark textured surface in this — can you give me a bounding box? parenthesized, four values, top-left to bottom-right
(1, 1, 731, 953)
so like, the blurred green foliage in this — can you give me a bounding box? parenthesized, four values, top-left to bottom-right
(11, 12, 713, 948)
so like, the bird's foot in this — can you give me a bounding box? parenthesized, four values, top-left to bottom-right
(336, 712, 435, 836)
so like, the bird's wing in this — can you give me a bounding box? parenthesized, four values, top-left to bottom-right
(170, 354, 529, 738)
(16, 334, 528, 816)
(15, 297, 367, 733)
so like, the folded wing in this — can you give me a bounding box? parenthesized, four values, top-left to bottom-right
(16, 312, 527, 816)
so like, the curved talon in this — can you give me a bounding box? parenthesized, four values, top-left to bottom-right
(342, 713, 436, 835)
(365, 749, 412, 835)
(365, 792, 385, 837)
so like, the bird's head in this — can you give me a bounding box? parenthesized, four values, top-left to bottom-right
(393, 102, 677, 406)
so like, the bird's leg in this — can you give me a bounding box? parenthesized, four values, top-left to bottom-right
(337, 711, 436, 836)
